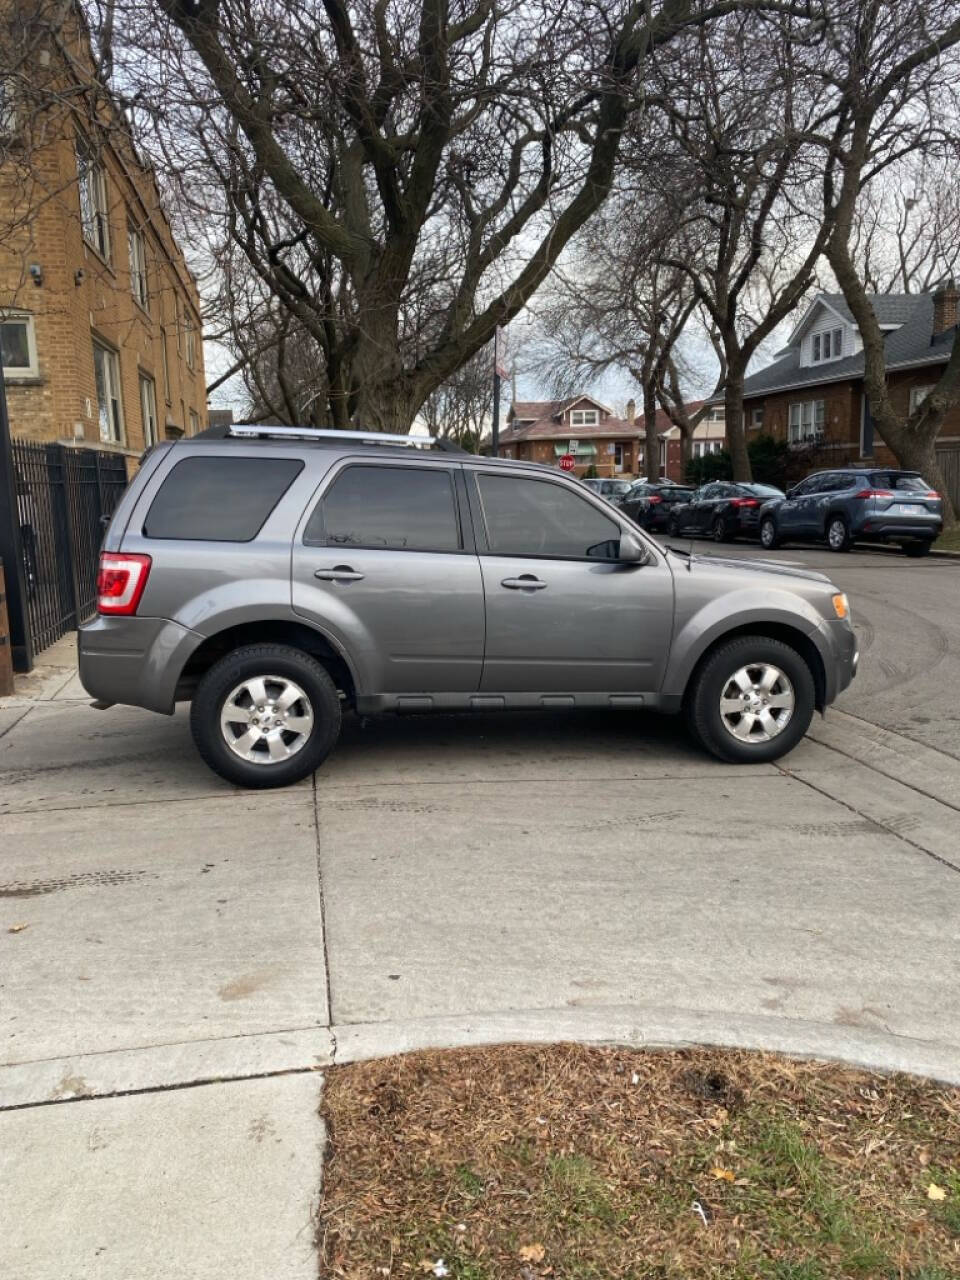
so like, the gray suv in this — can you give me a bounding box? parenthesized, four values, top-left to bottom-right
(759, 468, 943, 555)
(79, 427, 858, 788)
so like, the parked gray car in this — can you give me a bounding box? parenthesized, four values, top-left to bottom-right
(79, 427, 858, 787)
(758, 468, 943, 556)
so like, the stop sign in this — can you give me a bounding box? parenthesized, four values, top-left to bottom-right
(559, 453, 575, 471)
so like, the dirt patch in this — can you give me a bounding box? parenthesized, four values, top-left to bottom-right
(318, 1044, 960, 1279)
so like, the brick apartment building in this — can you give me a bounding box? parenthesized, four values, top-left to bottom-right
(706, 288, 960, 466)
(0, 3, 206, 468)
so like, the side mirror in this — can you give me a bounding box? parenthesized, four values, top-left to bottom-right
(618, 529, 648, 563)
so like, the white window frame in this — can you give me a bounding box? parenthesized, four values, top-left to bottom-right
(570, 408, 598, 427)
(810, 326, 844, 364)
(188, 408, 200, 436)
(909, 384, 936, 414)
(93, 341, 125, 444)
(76, 134, 111, 261)
(788, 399, 825, 444)
(1, 311, 39, 379)
(159, 326, 172, 404)
(128, 221, 149, 311)
(139, 372, 158, 447)
(751, 405, 764, 429)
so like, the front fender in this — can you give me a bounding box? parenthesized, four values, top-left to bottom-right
(661, 586, 827, 700)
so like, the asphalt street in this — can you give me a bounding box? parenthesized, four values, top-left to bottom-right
(1, 541, 958, 1278)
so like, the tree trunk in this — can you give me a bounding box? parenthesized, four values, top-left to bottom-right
(724, 363, 751, 482)
(643, 382, 660, 482)
(873, 428, 956, 526)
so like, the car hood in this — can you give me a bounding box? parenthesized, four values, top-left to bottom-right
(665, 546, 832, 586)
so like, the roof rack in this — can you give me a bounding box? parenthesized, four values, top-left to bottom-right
(224, 424, 465, 453)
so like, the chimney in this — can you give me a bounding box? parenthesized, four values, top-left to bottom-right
(933, 279, 959, 335)
(626, 397, 636, 424)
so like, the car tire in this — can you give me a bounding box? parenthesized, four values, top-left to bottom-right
(667, 515, 681, 537)
(190, 643, 342, 789)
(826, 514, 851, 552)
(902, 540, 932, 557)
(684, 635, 816, 764)
(759, 517, 780, 550)
(712, 515, 734, 543)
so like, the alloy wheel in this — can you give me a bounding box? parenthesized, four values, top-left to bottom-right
(719, 663, 795, 742)
(219, 674, 314, 763)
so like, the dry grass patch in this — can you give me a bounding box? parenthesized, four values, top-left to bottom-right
(318, 1044, 960, 1280)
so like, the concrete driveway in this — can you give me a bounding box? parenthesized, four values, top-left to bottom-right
(1, 544, 959, 1278)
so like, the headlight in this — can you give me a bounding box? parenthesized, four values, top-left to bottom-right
(832, 592, 850, 620)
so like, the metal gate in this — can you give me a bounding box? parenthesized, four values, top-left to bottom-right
(12, 441, 129, 656)
(936, 445, 960, 516)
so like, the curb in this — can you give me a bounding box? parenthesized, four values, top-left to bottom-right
(328, 1005, 960, 1085)
(930, 547, 960, 560)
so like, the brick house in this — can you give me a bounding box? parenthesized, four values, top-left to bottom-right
(708, 288, 960, 467)
(0, 6, 206, 470)
(499, 394, 722, 479)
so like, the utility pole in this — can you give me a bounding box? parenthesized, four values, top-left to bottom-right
(0, 348, 32, 670)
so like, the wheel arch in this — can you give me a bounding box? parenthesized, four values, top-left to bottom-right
(679, 622, 827, 713)
(175, 618, 358, 707)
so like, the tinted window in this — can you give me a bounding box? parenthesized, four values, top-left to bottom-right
(305, 465, 460, 551)
(664, 488, 695, 502)
(792, 477, 817, 497)
(144, 455, 304, 541)
(477, 474, 622, 560)
(741, 483, 784, 498)
(869, 472, 930, 492)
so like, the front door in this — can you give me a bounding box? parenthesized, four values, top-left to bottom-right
(468, 469, 674, 693)
(292, 460, 484, 694)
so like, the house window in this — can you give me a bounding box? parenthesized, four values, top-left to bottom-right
(159, 326, 171, 404)
(811, 327, 843, 363)
(709, 406, 726, 422)
(185, 315, 197, 370)
(909, 385, 936, 413)
(189, 408, 200, 436)
(128, 222, 149, 310)
(570, 409, 598, 426)
(751, 406, 764, 429)
(788, 399, 825, 444)
(139, 373, 158, 447)
(76, 134, 111, 260)
(1, 312, 38, 378)
(93, 342, 124, 443)
(692, 440, 723, 458)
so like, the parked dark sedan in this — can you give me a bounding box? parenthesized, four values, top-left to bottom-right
(667, 481, 785, 542)
(758, 468, 943, 555)
(620, 482, 696, 531)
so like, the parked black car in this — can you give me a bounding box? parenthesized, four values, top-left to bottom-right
(667, 481, 785, 542)
(620, 482, 696, 531)
(758, 468, 943, 556)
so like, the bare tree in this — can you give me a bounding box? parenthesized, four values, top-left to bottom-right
(820, 0, 960, 524)
(419, 344, 492, 448)
(91, 0, 826, 433)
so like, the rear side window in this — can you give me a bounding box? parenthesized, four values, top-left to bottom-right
(477, 473, 622, 560)
(664, 488, 694, 502)
(143, 456, 304, 541)
(869, 472, 929, 492)
(305, 465, 461, 551)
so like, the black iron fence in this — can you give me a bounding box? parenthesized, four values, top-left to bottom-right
(12, 441, 129, 657)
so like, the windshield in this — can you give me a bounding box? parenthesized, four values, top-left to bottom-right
(607, 480, 632, 495)
(741, 484, 784, 497)
(869, 472, 930, 492)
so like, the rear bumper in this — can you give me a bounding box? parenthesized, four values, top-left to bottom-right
(78, 615, 203, 714)
(857, 519, 941, 542)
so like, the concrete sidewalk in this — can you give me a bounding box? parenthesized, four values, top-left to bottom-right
(2, 580, 960, 1277)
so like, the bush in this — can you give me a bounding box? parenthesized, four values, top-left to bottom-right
(684, 434, 823, 491)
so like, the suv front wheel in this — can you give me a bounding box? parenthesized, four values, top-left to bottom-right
(685, 635, 815, 763)
(191, 643, 342, 788)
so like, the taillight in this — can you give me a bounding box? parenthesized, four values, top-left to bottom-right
(730, 497, 759, 508)
(854, 489, 894, 500)
(648, 494, 662, 504)
(97, 553, 152, 615)
(925, 491, 940, 500)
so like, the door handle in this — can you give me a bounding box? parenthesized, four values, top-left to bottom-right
(314, 566, 365, 582)
(501, 575, 547, 591)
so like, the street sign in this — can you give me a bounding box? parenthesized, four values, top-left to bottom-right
(559, 453, 575, 471)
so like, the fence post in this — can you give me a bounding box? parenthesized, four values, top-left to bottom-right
(52, 444, 81, 632)
(0, 365, 34, 671)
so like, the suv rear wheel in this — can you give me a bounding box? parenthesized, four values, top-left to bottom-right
(191, 643, 342, 788)
(685, 635, 815, 763)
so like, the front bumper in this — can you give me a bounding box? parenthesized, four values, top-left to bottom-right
(816, 616, 858, 704)
(78, 615, 203, 714)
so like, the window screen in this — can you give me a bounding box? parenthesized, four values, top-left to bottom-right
(477, 473, 622, 560)
(144, 456, 304, 541)
(305, 465, 461, 551)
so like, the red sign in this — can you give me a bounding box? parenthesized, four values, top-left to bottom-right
(559, 453, 576, 472)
